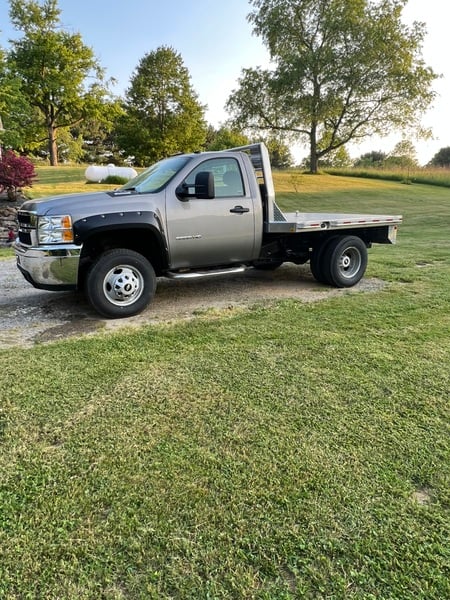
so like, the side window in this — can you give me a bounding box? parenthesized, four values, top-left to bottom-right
(184, 158, 244, 198)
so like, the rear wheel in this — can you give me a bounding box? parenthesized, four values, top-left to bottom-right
(310, 237, 338, 284)
(309, 242, 329, 283)
(86, 249, 156, 318)
(322, 236, 368, 287)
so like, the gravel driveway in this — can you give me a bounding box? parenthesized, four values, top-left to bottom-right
(0, 257, 384, 348)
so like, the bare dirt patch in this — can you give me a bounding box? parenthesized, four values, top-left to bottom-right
(0, 258, 385, 348)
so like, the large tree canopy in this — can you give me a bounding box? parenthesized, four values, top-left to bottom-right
(8, 0, 112, 165)
(227, 0, 437, 173)
(116, 46, 207, 165)
(0, 46, 33, 153)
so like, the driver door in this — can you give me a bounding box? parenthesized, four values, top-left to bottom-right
(166, 157, 256, 269)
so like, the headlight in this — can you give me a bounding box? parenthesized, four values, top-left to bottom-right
(38, 215, 74, 244)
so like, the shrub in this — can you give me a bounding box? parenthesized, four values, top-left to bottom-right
(101, 175, 129, 185)
(0, 150, 37, 200)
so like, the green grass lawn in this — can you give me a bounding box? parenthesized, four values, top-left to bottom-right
(0, 172, 449, 598)
(27, 165, 121, 197)
(0, 247, 13, 259)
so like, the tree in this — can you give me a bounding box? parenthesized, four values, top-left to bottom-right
(264, 137, 293, 169)
(227, 0, 437, 173)
(354, 150, 388, 168)
(8, 0, 112, 165)
(71, 99, 125, 164)
(206, 126, 250, 151)
(385, 139, 418, 168)
(319, 145, 353, 168)
(429, 147, 450, 168)
(116, 46, 207, 165)
(0, 46, 34, 154)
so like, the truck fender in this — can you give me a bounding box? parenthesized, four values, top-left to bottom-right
(73, 211, 169, 271)
(73, 211, 165, 242)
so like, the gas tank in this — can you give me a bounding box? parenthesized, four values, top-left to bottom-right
(85, 164, 137, 182)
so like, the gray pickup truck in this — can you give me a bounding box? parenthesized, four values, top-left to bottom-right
(14, 143, 402, 318)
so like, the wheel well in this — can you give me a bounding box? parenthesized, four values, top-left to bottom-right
(78, 228, 167, 287)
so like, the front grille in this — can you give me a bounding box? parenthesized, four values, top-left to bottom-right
(18, 231, 32, 244)
(17, 210, 37, 246)
(17, 210, 34, 225)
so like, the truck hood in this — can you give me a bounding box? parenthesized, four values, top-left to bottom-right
(19, 190, 164, 221)
(20, 192, 109, 215)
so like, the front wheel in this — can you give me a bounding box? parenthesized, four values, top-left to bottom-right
(86, 249, 156, 318)
(322, 236, 368, 288)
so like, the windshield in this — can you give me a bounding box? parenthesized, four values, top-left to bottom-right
(120, 155, 191, 193)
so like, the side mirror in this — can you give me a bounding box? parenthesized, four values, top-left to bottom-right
(195, 171, 215, 199)
(175, 182, 190, 201)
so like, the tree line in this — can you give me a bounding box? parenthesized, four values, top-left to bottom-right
(0, 0, 445, 171)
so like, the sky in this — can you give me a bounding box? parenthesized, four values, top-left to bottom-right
(0, 0, 449, 165)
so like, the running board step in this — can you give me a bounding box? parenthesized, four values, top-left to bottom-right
(166, 266, 246, 280)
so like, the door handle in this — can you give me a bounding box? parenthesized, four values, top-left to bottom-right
(230, 205, 250, 214)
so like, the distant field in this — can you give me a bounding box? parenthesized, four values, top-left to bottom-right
(325, 165, 450, 187)
(1, 170, 449, 598)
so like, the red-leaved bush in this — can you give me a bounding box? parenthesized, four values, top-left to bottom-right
(0, 150, 37, 200)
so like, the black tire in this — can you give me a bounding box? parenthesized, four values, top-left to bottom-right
(310, 236, 339, 284)
(86, 249, 156, 318)
(253, 260, 283, 271)
(322, 235, 368, 288)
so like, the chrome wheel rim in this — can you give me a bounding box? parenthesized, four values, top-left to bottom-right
(338, 247, 362, 279)
(103, 265, 144, 306)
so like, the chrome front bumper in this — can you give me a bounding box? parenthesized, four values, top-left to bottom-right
(14, 242, 81, 290)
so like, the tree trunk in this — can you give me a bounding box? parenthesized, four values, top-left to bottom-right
(47, 122, 58, 166)
(310, 124, 318, 174)
(310, 151, 318, 174)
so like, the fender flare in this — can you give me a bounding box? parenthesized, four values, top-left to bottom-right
(73, 211, 169, 267)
